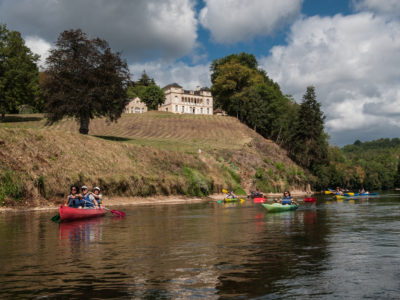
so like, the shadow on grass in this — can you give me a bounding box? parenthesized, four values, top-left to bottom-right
(3, 115, 44, 122)
(93, 135, 132, 142)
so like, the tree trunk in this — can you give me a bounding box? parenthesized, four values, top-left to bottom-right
(79, 117, 90, 134)
(1, 112, 4, 122)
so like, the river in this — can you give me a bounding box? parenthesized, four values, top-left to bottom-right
(0, 193, 399, 299)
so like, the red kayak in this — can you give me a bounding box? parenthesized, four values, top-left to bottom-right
(59, 205, 107, 221)
(253, 197, 267, 203)
(304, 197, 317, 203)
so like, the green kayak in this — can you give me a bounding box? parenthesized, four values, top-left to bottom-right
(262, 203, 298, 213)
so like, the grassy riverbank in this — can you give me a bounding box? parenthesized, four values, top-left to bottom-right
(0, 112, 311, 207)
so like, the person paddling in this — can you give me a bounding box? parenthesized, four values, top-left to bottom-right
(92, 186, 103, 207)
(281, 191, 297, 205)
(80, 185, 98, 208)
(66, 185, 82, 208)
(334, 187, 343, 195)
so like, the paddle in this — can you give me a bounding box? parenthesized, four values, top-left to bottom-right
(51, 213, 60, 223)
(81, 198, 126, 217)
(104, 207, 126, 217)
(304, 197, 316, 203)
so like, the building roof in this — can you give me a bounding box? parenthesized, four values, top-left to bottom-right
(163, 83, 182, 90)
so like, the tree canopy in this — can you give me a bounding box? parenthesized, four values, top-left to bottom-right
(42, 29, 130, 134)
(289, 86, 329, 172)
(0, 24, 39, 121)
(210, 52, 297, 147)
(127, 71, 165, 110)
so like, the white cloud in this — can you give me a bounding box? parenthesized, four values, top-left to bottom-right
(353, 0, 400, 18)
(24, 36, 52, 69)
(129, 61, 211, 90)
(199, 0, 303, 44)
(0, 0, 198, 61)
(260, 12, 400, 145)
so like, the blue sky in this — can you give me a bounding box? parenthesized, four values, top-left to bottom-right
(1, 0, 399, 146)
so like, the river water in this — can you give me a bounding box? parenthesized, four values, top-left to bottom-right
(0, 193, 399, 299)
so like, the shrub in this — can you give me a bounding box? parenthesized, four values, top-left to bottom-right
(0, 170, 25, 205)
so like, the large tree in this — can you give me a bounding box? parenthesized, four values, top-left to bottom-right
(210, 52, 296, 147)
(0, 24, 39, 121)
(290, 86, 329, 171)
(42, 29, 130, 134)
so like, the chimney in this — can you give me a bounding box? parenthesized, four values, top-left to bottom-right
(196, 86, 200, 91)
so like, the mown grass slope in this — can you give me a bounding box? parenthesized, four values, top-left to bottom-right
(0, 112, 310, 206)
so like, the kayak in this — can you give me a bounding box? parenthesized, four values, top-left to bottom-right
(224, 197, 242, 202)
(262, 203, 298, 213)
(359, 192, 378, 196)
(304, 197, 316, 203)
(335, 193, 379, 200)
(59, 205, 107, 221)
(253, 197, 267, 203)
(344, 192, 356, 196)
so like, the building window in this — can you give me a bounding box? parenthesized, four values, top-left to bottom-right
(175, 96, 178, 103)
(207, 108, 209, 114)
(207, 99, 209, 105)
(193, 107, 196, 114)
(135, 107, 140, 114)
(175, 105, 178, 112)
(131, 107, 134, 113)
(142, 108, 145, 113)
(182, 106, 185, 113)
(200, 107, 203, 114)
(166, 107, 168, 112)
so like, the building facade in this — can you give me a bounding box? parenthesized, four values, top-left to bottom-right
(159, 83, 213, 115)
(124, 97, 148, 114)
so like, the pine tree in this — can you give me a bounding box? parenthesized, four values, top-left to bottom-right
(290, 86, 329, 171)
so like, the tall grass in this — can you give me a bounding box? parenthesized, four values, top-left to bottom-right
(0, 169, 24, 205)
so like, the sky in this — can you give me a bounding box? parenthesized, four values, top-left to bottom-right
(1, 0, 400, 146)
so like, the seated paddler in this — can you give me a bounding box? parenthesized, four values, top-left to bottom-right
(80, 185, 99, 208)
(66, 185, 82, 208)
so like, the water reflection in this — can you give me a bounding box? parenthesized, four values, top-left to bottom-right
(0, 195, 399, 299)
(59, 217, 104, 243)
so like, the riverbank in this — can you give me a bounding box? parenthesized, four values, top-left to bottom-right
(0, 191, 312, 212)
(0, 114, 313, 206)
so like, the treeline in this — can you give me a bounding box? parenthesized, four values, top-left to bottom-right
(210, 53, 400, 191)
(210, 53, 329, 187)
(326, 139, 400, 190)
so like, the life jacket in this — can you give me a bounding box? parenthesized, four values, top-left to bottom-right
(68, 195, 82, 208)
(82, 193, 95, 208)
(282, 196, 291, 205)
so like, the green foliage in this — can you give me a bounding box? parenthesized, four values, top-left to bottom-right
(126, 70, 165, 110)
(140, 85, 165, 110)
(222, 165, 241, 184)
(0, 24, 39, 121)
(317, 137, 400, 190)
(290, 86, 329, 172)
(42, 29, 130, 134)
(183, 167, 212, 196)
(0, 169, 24, 205)
(233, 186, 247, 196)
(210, 52, 298, 150)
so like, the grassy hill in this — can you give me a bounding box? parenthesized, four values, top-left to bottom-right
(0, 112, 311, 206)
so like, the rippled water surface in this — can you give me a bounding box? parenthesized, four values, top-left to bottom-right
(1, 193, 400, 299)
